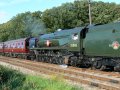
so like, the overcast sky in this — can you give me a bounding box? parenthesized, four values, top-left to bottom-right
(0, 0, 120, 24)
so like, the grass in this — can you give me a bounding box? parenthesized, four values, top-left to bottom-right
(0, 65, 83, 90)
(0, 65, 26, 90)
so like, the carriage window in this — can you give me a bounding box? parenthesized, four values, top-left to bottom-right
(21, 42, 24, 45)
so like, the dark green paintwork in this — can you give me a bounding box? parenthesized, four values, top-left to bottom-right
(35, 27, 83, 52)
(30, 22, 120, 58)
(84, 22, 120, 57)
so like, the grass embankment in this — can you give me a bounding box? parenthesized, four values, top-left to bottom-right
(0, 65, 83, 90)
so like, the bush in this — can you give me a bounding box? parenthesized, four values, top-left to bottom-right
(0, 65, 26, 90)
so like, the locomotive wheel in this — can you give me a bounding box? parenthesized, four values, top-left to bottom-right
(93, 60, 102, 69)
(39, 57, 42, 62)
(58, 56, 64, 65)
(52, 57, 57, 64)
(41, 56, 44, 62)
(44, 57, 47, 62)
(84, 63, 91, 68)
(100, 65, 106, 71)
(49, 56, 52, 63)
(114, 64, 120, 72)
(81, 59, 91, 68)
(36, 55, 39, 61)
(31, 55, 36, 61)
(69, 56, 77, 67)
(47, 56, 50, 63)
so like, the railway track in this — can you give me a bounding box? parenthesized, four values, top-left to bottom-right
(0, 56, 120, 90)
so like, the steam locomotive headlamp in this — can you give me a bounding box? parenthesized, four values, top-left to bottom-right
(72, 33, 78, 40)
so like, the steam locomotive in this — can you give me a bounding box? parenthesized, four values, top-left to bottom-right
(0, 22, 120, 71)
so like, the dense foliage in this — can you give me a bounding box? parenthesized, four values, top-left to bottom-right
(0, 0, 120, 41)
(0, 11, 45, 41)
(42, 0, 120, 32)
(0, 65, 26, 89)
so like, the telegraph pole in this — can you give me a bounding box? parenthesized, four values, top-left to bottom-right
(88, 0, 92, 25)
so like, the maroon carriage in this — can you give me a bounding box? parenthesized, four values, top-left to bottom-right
(4, 38, 30, 54)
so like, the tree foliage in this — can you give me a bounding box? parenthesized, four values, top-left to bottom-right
(0, 11, 46, 41)
(42, 0, 120, 32)
(0, 0, 120, 41)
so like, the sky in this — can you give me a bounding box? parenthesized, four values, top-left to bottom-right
(0, 0, 120, 24)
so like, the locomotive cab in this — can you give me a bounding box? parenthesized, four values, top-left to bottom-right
(29, 38, 37, 48)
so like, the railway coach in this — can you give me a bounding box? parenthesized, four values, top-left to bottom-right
(1, 38, 31, 59)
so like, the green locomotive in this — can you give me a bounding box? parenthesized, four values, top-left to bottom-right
(29, 22, 120, 71)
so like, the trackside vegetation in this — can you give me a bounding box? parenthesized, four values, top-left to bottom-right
(0, 65, 82, 90)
